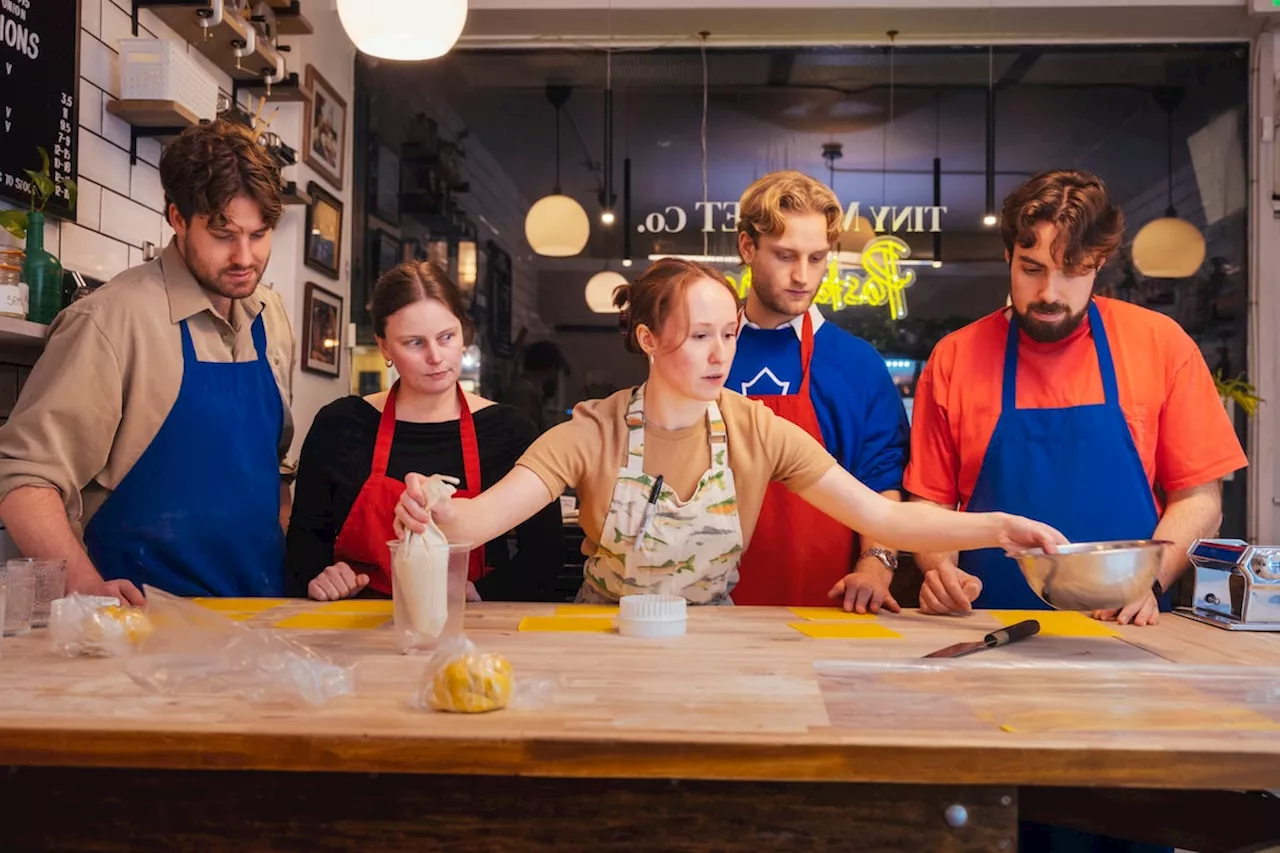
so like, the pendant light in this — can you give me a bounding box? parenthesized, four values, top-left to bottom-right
(337, 0, 467, 61)
(525, 85, 591, 257)
(1131, 86, 1205, 279)
(585, 269, 627, 313)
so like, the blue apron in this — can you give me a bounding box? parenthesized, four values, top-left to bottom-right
(961, 301, 1170, 853)
(84, 312, 285, 597)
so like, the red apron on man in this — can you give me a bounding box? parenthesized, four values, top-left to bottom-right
(729, 312, 855, 606)
(332, 381, 488, 593)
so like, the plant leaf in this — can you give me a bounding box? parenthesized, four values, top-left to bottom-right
(23, 169, 54, 206)
(0, 210, 27, 240)
(63, 177, 77, 211)
(36, 146, 50, 177)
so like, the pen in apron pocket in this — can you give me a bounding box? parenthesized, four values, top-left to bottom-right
(633, 475, 665, 552)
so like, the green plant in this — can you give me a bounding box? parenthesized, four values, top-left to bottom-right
(0, 147, 78, 240)
(1214, 371, 1263, 418)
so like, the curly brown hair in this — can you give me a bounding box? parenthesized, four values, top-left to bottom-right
(736, 170, 843, 259)
(160, 119, 283, 228)
(370, 260, 475, 344)
(1000, 169, 1124, 276)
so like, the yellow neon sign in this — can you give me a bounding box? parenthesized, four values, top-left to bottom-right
(725, 235, 917, 320)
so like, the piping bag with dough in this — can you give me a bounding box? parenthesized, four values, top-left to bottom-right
(394, 474, 458, 638)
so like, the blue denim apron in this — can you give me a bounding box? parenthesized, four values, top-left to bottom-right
(960, 301, 1169, 853)
(84, 312, 285, 597)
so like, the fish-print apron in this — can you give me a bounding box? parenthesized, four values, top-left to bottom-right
(576, 384, 746, 605)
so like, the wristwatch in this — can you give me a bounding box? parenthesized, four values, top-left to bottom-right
(861, 547, 899, 572)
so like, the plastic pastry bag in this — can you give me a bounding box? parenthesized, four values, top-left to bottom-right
(413, 636, 552, 714)
(49, 594, 153, 658)
(393, 474, 456, 638)
(122, 586, 357, 708)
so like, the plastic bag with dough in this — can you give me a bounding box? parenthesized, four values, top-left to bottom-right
(393, 475, 457, 638)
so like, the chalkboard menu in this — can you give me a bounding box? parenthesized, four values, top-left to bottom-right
(0, 0, 80, 219)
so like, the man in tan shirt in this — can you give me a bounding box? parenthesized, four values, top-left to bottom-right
(0, 121, 296, 603)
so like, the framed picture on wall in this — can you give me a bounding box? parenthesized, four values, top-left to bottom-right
(302, 282, 344, 378)
(303, 65, 347, 190)
(303, 181, 343, 279)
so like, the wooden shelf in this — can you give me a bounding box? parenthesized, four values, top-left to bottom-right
(264, 0, 291, 8)
(233, 72, 308, 103)
(136, 1, 284, 81)
(0, 316, 49, 349)
(105, 98, 200, 130)
(281, 182, 311, 206)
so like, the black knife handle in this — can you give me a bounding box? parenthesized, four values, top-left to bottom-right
(985, 619, 1040, 647)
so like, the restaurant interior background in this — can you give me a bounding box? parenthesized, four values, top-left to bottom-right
(353, 41, 1252, 539)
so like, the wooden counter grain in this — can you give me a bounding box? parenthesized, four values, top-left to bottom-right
(1, 603, 1279, 790)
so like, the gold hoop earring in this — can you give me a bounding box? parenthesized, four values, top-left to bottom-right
(385, 359, 393, 368)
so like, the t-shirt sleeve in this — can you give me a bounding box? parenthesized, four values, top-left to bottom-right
(514, 402, 606, 498)
(851, 350, 910, 493)
(753, 402, 839, 492)
(1155, 333, 1248, 493)
(902, 352, 961, 507)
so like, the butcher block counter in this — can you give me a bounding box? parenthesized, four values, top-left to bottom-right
(2, 600, 1280, 852)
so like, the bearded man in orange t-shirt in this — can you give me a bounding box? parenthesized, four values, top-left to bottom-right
(904, 169, 1245, 629)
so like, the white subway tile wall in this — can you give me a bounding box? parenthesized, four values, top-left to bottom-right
(100, 190, 163, 249)
(75, 180, 103, 231)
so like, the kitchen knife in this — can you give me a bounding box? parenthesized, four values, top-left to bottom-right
(922, 619, 1041, 659)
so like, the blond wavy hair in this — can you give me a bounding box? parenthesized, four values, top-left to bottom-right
(736, 170, 843, 260)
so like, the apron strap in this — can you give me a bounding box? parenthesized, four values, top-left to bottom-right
(1086, 300, 1121, 407)
(707, 399, 728, 467)
(457, 385, 482, 491)
(249, 310, 269, 361)
(371, 380, 399, 477)
(1001, 299, 1119, 410)
(798, 309, 816, 397)
(624, 384, 646, 474)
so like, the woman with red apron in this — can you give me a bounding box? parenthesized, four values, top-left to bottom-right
(285, 261, 565, 602)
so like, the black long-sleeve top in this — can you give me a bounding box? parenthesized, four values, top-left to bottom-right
(286, 396, 565, 601)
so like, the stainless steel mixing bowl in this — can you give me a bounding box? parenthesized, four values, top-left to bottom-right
(1010, 540, 1170, 611)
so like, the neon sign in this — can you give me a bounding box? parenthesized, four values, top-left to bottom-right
(724, 235, 917, 320)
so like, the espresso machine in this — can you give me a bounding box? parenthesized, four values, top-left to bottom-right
(1178, 538, 1280, 631)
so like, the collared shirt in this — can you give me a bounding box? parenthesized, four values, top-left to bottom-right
(736, 303, 826, 337)
(0, 240, 296, 533)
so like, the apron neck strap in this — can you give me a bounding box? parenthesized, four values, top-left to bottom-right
(1002, 299, 1119, 409)
(372, 383, 481, 488)
(798, 309, 816, 396)
(624, 384, 729, 473)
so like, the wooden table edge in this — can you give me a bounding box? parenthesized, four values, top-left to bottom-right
(1, 729, 1277, 789)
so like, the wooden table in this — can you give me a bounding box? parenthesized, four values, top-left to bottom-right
(2, 601, 1280, 852)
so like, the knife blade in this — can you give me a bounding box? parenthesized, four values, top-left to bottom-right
(922, 619, 1041, 658)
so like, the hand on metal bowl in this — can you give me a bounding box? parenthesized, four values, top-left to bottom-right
(1010, 540, 1170, 613)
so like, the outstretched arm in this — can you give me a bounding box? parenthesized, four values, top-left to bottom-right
(395, 467, 555, 546)
(797, 465, 1065, 556)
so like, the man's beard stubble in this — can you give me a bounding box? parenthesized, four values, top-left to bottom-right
(180, 240, 265, 300)
(1015, 300, 1089, 344)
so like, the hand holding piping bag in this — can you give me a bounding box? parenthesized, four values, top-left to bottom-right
(395, 473, 461, 536)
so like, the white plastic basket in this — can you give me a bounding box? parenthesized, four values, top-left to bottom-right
(118, 38, 219, 122)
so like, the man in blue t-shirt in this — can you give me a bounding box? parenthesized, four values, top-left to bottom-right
(726, 170, 909, 612)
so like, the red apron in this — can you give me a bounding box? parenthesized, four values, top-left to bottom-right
(332, 382, 487, 595)
(730, 312, 856, 606)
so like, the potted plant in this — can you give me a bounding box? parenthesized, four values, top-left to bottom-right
(0, 147, 77, 325)
(1215, 371, 1263, 421)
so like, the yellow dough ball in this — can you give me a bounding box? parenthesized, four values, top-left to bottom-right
(430, 652, 514, 713)
(98, 604, 154, 645)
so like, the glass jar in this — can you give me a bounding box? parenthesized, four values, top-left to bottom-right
(0, 252, 27, 320)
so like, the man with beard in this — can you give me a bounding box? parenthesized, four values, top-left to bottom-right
(726, 170, 909, 612)
(905, 169, 1244, 631)
(0, 121, 296, 602)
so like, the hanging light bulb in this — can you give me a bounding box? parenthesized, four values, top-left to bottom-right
(1132, 86, 1205, 279)
(526, 84, 590, 257)
(337, 0, 467, 61)
(585, 270, 627, 313)
(983, 213, 998, 228)
(526, 195, 590, 257)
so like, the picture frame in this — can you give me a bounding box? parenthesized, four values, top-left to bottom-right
(303, 65, 347, 190)
(302, 281, 344, 378)
(370, 139, 401, 225)
(303, 181, 343, 279)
